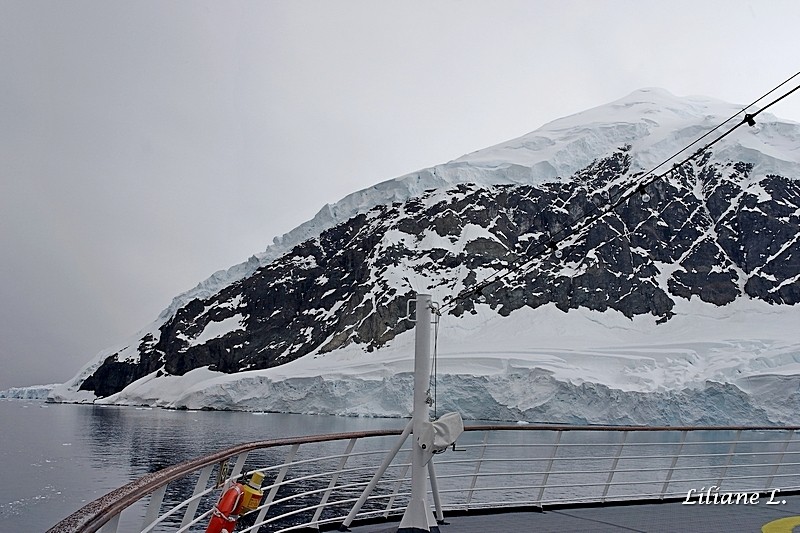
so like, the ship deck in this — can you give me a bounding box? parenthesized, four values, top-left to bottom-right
(347, 493, 800, 532)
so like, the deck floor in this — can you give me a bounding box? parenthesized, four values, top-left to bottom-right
(347, 493, 800, 532)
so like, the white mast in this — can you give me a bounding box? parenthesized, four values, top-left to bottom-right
(340, 293, 459, 532)
(398, 293, 439, 533)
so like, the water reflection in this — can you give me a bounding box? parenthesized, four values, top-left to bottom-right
(0, 401, 404, 532)
(79, 406, 403, 478)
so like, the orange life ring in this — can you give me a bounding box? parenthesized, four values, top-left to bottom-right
(205, 483, 244, 533)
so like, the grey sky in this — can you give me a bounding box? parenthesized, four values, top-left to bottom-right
(2, 0, 800, 390)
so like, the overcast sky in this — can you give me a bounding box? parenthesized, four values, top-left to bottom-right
(2, 0, 800, 390)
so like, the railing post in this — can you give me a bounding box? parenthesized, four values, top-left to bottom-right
(230, 451, 250, 484)
(311, 437, 357, 527)
(465, 431, 490, 508)
(716, 429, 741, 489)
(766, 429, 795, 489)
(179, 463, 215, 529)
(252, 443, 300, 533)
(140, 484, 167, 532)
(384, 454, 411, 518)
(660, 430, 688, 498)
(341, 420, 413, 529)
(536, 430, 562, 506)
(428, 459, 445, 523)
(98, 513, 120, 533)
(601, 431, 628, 502)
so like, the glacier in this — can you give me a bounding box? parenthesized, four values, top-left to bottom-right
(48, 88, 800, 425)
(50, 298, 800, 425)
(1, 384, 57, 400)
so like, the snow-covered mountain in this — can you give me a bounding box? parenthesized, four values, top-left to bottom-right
(49, 88, 800, 425)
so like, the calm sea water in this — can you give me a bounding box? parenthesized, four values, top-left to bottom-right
(0, 399, 402, 532)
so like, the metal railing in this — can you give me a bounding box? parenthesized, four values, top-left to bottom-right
(48, 424, 800, 533)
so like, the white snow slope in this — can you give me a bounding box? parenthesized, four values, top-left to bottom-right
(50, 88, 800, 424)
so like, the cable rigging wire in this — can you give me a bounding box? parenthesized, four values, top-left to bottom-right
(429, 305, 440, 418)
(634, 70, 800, 182)
(438, 71, 800, 313)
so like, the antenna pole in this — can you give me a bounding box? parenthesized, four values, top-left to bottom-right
(398, 293, 438, 532)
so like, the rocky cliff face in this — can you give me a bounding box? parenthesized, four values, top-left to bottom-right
(77, 144, 800, 398)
